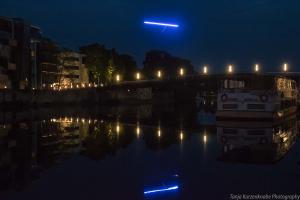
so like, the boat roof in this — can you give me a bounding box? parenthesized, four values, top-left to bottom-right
(219, 72, 295, 80)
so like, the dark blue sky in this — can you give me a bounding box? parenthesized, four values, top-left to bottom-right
(1, 0, 300, 72)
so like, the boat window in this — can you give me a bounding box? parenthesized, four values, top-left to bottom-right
(223, 129, 238, 135)
(222, 104, 238, 109)
(224, 80, 245, 89)
(247, 104, 265, 110)
(223, 77, 274, 90)
(277, 78, 295, 91)
(247, 130, 265, 135)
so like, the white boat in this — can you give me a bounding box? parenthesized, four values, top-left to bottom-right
(216, 74, 298, 120)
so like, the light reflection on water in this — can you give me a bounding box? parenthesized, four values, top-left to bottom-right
(0, 107, 299, 199)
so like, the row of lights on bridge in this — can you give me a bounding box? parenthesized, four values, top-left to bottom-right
(114, 63, 290, 82)
(1, 63, 289, 89)
(227, 63, 288, 73)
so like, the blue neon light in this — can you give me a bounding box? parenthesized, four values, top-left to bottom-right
(144, 21, 179, 28)
(144, 185, 179, 194)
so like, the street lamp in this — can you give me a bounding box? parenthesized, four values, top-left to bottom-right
(203, 134, 207, 143)
(157, 70, 162, 78)
(254, 64, 260, 72)
(203, 66, 208, 74)
(136, 72, 141, 80)
(136, 126, 140, 136)
(179, 68, 184, 76)
(157, 128, 161, 137)
(116, 74, 120, 82)
(180, 131, 184, 141)
(228, 65, 233, 73)
(283, 63, 288, 72)
(116, 123, 120, 133)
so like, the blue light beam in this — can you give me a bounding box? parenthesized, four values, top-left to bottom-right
(144, 185, 179, 195)
(144, 21, 179, 28)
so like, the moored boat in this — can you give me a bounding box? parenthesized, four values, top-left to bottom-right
(216, 74, 298, 120)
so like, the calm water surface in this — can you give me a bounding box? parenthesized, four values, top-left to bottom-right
(0, 105, 299, 200)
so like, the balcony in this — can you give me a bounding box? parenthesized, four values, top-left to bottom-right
(8, 62, 16, 70)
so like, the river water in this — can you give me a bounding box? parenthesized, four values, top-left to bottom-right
(0, 105, 299, 200)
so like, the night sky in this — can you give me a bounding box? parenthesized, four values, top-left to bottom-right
(1, 0, 300, 72)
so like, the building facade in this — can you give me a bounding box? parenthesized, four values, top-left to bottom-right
(0, 16, 41, 90)
(59, 51, 89, 88)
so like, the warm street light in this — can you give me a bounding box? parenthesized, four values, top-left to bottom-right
(180, 131, 184, 141)
(179, 68, 184, 76)
(116, 124, 120, 133)
(283, 63, 288, 72)
(254, 64, 260, 72)
(157, 128, 161, 137)
(136, 126, 140, 136)
(157, 70, 162, 78)
(116, 74, 120, 82)
(136, 72, 141, 80)
(203, 134, 207, 143)
(228, 65, 233, 73)
(203, 66, 208, 74)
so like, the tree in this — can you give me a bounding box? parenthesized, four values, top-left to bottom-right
(80, 44, 138, 83)
(143, 50, 195, 79)
(79, 43, 111, 84)
(115, 54, 138, 81)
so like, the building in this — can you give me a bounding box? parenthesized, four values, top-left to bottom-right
(0, 16, 41, 90)
(39, 38, 60, 89)
(0, 69, 10, 89)
(58, 50, 89, 88)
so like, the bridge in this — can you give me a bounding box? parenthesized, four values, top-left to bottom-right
(1, 72, 300, 106)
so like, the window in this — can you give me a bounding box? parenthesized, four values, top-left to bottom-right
(223, 129, 238, 135)
(222, 104, 238, 109)
(223, 76, 274, 90)
(64, 74, 79, 79)
(224, 80, 245, 89)
(0, 56, 8, 68)
(64, 66, 79, 70)
(247, 130, 265, 135)
(247, 104, 265, 110)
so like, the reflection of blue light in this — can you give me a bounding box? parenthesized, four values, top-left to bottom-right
(144, 21, 179, 28)
(144, 185, 179, 195)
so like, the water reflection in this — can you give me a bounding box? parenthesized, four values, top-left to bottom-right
(0, 106, 299, 198)
(0, 116, 192, 192)
(217, 116, 298, 164)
